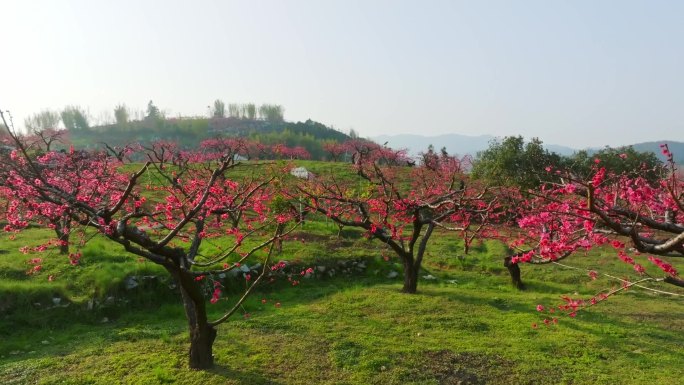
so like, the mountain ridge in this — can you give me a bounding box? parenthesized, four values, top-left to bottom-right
(371, 133, 684, 161)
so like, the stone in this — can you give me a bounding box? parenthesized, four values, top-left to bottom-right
(387, 271, 399, 279)
(423, 274, 437, 280)
(124, 276, 139, 290)
(52, 297, 61, 306)
(316, 265, 326, 273)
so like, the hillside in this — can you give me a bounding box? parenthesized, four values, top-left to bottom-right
(71, 118, 350, 160)
(630, 140, 684, 162)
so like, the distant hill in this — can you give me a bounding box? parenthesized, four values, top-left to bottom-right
(370, 134, 684, 162)
(72, 118, 350, 160)
(371, 133, 576, 157)
(629, 141, 684, 162)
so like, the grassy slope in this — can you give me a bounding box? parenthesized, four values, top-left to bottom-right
(1, 221, 683, 384)
(1, 160, 683, 384)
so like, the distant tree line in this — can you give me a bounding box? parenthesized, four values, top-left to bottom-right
(470, 136, 665, 190)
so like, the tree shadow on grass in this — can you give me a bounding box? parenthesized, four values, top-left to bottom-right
(4, 270, 684, 381)
(415, 286, 684, 361)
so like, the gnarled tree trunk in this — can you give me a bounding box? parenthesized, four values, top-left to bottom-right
(168, 266, 217, 369)
(504, 256, 525, 290)
(402, 257, 418, 294)
(52, 217, 70, 255)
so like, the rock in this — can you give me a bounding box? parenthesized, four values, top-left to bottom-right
(387, 271, 399, 279)
(316, 266, 326, 273)
(101, 317, 109, 323)
(239, 265, 251, 273)
(104, 296, 116, 305)
(251, 263, 262, 271)
(357, 262, 366, 269)
(52, 297, 61, 306)
(41, 340, 50, 345)
(141, 275, 159, 284)
(423, 274, 437, 280)
(447, 279, 458, 284)
(124, 276, 139, 290)
(218, 273, 226, 279)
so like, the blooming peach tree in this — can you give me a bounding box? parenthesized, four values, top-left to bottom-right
(296, 140, 500, 293)
(513, 145, 683, 319)
(0, 110, 299, 369)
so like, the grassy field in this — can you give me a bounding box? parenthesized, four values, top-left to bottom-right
(1, 216, 684, 384)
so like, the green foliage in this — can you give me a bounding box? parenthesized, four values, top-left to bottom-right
(60, 106, 90, 132)
(472, 136, 564, 190)
(114, 104, 129, 128)
(146, 100, 161, 120)
(566, 146, 664, 183)
(245, 103, 256, 120)
(258, 104, 284, 122)
(70, 112, 349, 159)
(213, 99, 226, 118)
(24, 110, 61, 132)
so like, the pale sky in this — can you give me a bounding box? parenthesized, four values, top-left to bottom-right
(2, 0, 683, 148)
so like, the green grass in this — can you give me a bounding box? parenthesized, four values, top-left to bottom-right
(1, 221, 683, 384)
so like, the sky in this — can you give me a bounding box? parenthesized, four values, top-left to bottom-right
(1, 0, 683, 148)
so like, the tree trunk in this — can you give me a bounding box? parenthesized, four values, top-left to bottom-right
(504, 256, 525, 290)
(54, 219, 70, 255)
(170, 267, 217, 369)
(59, 238, 69, 255)
(402, 259, 418, 294)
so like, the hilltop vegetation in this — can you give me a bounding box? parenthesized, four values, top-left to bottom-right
(21, 101, 352, 160)
(75, 117, 350, 160)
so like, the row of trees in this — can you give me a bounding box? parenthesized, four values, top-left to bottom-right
(471, 136, 664, 190)
(24, 107, 90, 134)
(211, 100, 283, 122)
(23, 100, 287, 134)
(1, 111, 682, 370)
